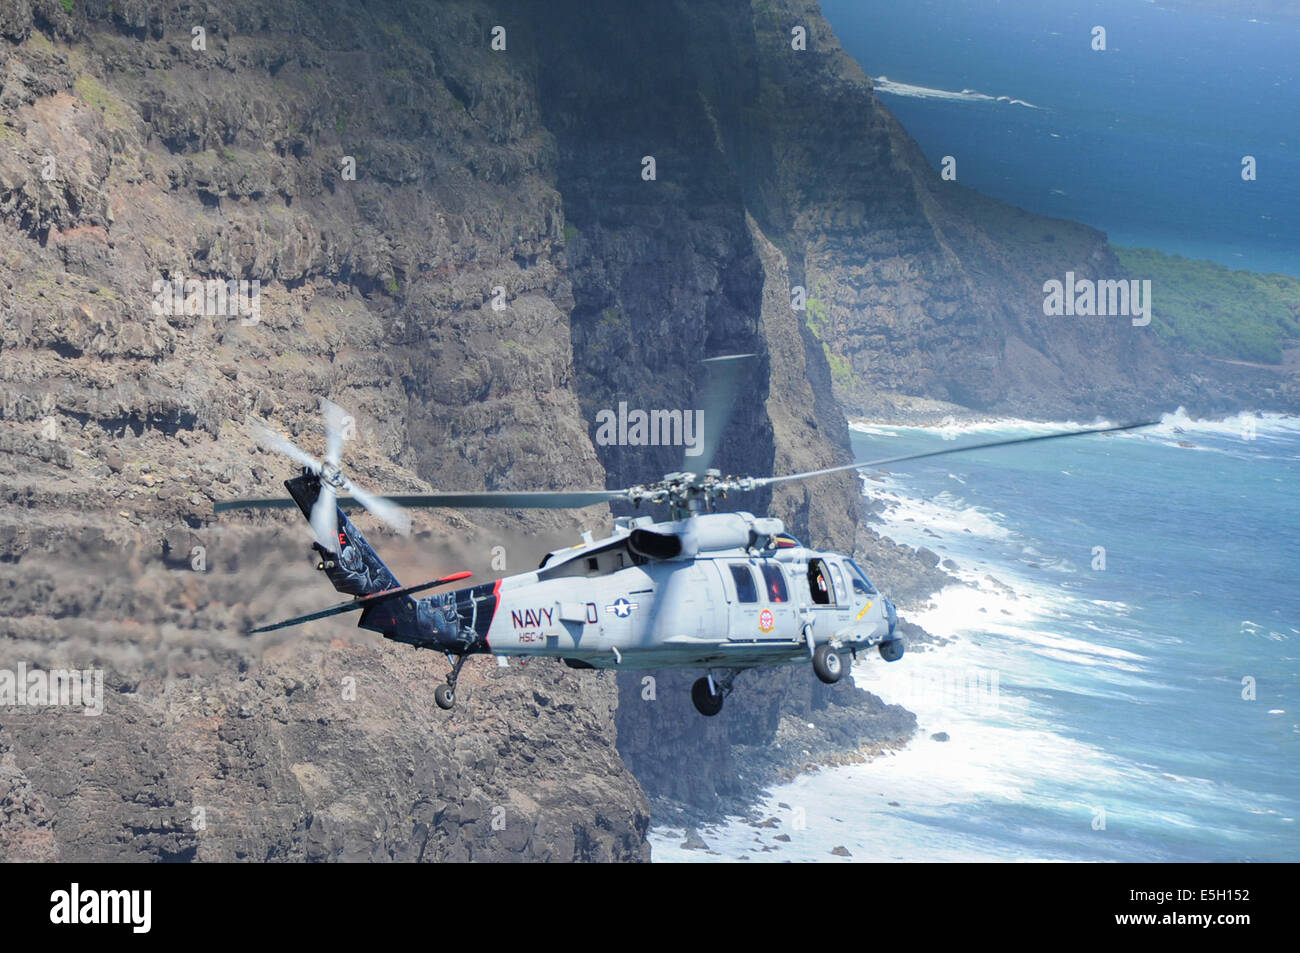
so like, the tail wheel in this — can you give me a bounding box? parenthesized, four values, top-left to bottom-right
(878, 639, 905, 662)
(812, 644, 844, 684)
(434, 684, 456, 710)
(691, 677, 724, 717)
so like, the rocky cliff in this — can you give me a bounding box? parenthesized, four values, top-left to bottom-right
(0, 0, 1243, 860)
(1, 0, 650, 861)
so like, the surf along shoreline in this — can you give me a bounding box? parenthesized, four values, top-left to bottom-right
(649, 405, 1291, 857)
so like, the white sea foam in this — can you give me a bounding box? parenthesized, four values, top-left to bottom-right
(651, 605, 1138, 862)
(852, 409, 1300, 442)
(1241, 621, 1290, 642)
(905, 583, 1154, 688)
(861, 462, 1171, 686)
(866, 481, 1012, 544)
(851, 415, 1116, 439)
(872, 75, 1044, 109)
(847, 423, 903, 438)
(1144, 407, 1300, 446)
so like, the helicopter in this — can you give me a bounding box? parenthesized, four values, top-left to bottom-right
(217, 356, 1152, 716)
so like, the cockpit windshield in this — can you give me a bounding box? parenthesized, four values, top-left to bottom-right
(846, 558, 878, 596)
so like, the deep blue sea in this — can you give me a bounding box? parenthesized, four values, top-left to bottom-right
(820, 0, 1300, 276)
(651, 413, 1299, 861)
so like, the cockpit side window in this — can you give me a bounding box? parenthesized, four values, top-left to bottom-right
(829, 563, 847, 603)
(846, 558, 878, 595)
(730, 564, 758, 604)
(760, 563, 788, 603)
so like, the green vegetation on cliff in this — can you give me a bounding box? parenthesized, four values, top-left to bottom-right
(1115, 246, 1300, 364)
(805, 287, 853, 386)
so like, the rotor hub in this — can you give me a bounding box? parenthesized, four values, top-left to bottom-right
(623, 471, 761, 518)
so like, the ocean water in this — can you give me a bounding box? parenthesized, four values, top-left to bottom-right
(820, 0, 1300, 277)
(650, 412, 1299, 862)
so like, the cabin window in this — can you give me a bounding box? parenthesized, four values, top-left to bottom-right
(587, 557, 598, 572)
(760, 563, 789, 603)
(729, 564, 758, 604)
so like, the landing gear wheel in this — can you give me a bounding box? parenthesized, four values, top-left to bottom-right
(436, 652, 469, 711)
(691, 677, 724, 717)
(878, 639, 905, 662)
(813, 644, 844, 684)
(434, 684, 456, 710)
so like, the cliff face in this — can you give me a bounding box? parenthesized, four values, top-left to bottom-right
(0, 0, 1229, 858)
(507, 1, 911, 810)
(730, 1, 1193, 419)
(0, 0, 648, 861)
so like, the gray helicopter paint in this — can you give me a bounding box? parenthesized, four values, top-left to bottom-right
(454, 522, 893, 671)
(273, 491, 895, 672)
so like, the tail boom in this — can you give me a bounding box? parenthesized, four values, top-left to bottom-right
(277, 472, 494, 652)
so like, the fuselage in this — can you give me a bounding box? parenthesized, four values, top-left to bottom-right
(383, 513, 897, 671)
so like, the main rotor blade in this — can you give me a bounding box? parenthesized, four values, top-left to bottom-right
(311, 483, 339, 552)
(687, 353, 757, 475)
(215, 489, 628, 513)
(215, 497, 300, 511)
(753, 420, 1157, 489)
(321, 398, 347, 467)
(345, 480, 413, 536)
(253, 424, 321, 472)
(385, 490, 628, 510)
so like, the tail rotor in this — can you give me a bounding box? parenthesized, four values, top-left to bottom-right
(250, 399, 411, 552)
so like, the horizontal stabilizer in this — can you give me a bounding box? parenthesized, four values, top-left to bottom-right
(247, 571, 472, 634)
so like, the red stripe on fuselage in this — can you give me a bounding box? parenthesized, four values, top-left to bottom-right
(484, 578, 502, 650)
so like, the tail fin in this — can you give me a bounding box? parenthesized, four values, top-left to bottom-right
(285, 472, 400, 597)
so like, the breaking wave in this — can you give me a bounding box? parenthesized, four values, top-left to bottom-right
(872, 75, 1044, 109)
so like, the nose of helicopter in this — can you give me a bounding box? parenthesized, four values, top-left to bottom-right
(885, 598, 898, 638)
